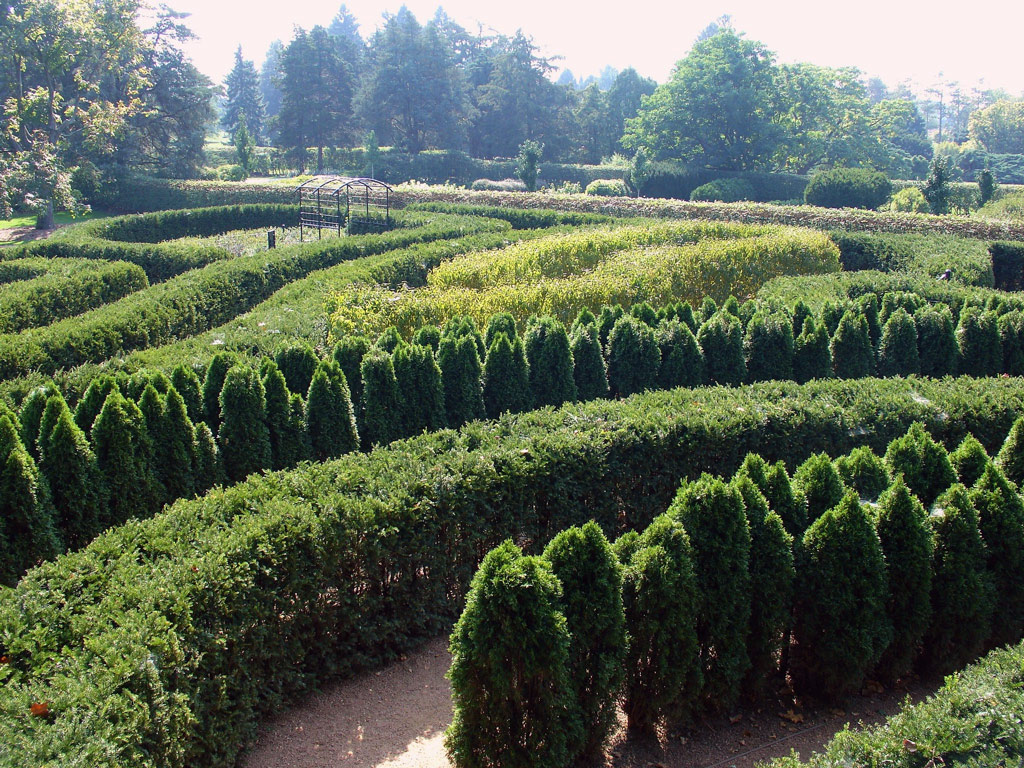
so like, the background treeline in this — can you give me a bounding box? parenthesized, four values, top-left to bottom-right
(448, 418, 1024, 763)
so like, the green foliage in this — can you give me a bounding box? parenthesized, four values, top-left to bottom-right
(998, 310, 1024, 375)
(274, 343, 320, 398)
(794, 452, 847, 524)
(996, 415, 1024, 486)
(876, 307, 919, 376)
(978, 168, 996, 205)
(394, 343, 446, 436)
(305, 361, 359, 461)
(884, 422, 957, 508)
(874, 478, 933, 683)
(481, 333, 531, 418)
(949, 434, 991, 487)
(569, 326, 609, 402)
(73, 375, 120, 436)
(830, 309, 874, 379)
(619, 515, 702, 732)
(914, 305, 958, 377)
(669, 475, 752, 712)
(698, 311, 746, 385)
(792, 493, 891, 701)
(923, 156, 952, 214)
(804, 168, 892, 210)
(483, 312, 518, 349)
(192, 421, 224, 494)
(515, 140, 544, 193)
(218, 365, 271, 482)
(990, 241, 1024, 291)
(543, 522, 625, 759)
(689, 177, 756, 202)
(744, 311, 794, 382)
(438, 334, 485, 428)
(0, 443, 60, 584)
(793, 317, 832, 384)
(171, 364, 204, 424)
(263, 363, 294, 471)
(91, 390, 153, 528)
(656, 318, 705, 388)
(763, 460, 808, 537)
(584, 178, 629, 197)
(922, 485, 994, 674)
(202, 352, 238, 432)
(888, 185, 930, 213)
(18, 383, 57, 460)
(446, 542, 572, 768)
(956, 306, 1002, 376)
(606, 315, 660, 397)
(360, 350, 403, 449)
(159, 388, 196, 502)
(332, 335, 371, 410)
(524, 317, 576, 408)
(834, 446, 890, 502)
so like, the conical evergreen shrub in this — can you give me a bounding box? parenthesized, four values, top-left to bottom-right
(543, 522, 625, 760)
(74, 375, 120, 435)
(91, 391, 153, 528)
(202, 352, 238, 431)
(160, 388, 196, 501)
(332, 335, 371, 412)
(884, 422, 956, 507)
(876, 307, 919, 376)
(438, 334, 485, 428)
(524, 316, 577, 407)
(606, 315, 660, 397)
(170, 364, 205, 424)
(676, 301, 698, 333)
(874, 477, 933, 683)
(443, 316, 486, 360)
(998, 310, 1024, 375)
(274, 343, 320, 397)
(262, 363, 293, 471)
(0, 446, 60, 584)
(218, 365, 271, 482)
(484, 312, 518, 349)
(570, 308, 596, 335)
(970, 464, 1024, 645)
(446, 541, 572, 768)
(819, 301, 845, 335)
(372, 326, 404, 354)
(18, 383, 58, 459)
(617, 515, 701, 732)
(830, 309, 874, 379)
(738, 299, 758, 329)
(793, 317, 832, 383)
(570, 326, 609, 401)
(137, 385, 167, 508)
(697, 311, 746, 385)
(630, 301, 658, 327)
(394, 343, 446, 435)
(996, 415, 1024, 487)
(922, 485, 994, 674)
(669, 474, 751, 713)
(763, 460, 808, 537)
(596, 304, 624, 348)
(858, 293, 882, 348)
(360, 350, 403, 448)
(734, 476, 794, 701)
(736, 452, 769, 488)
(793, 452, 847, 524)
(656, 319, 705, 389)
(956, 307, 1001, 376)
(411, 324, 441, 353)
(744, 312, 794, 383)
(949, 434, 991, 488)
(193, 421, 225, 494)
(791, 300, 812, 338)
(305, 361, 359, 461)
(699, 296, 719, 324)
(482, 333, 531, 417)
(834, 446, 890, 502)
(914, 305, 958, 377)
(36, 392, 69, 462)
(791, 493, 891, 702)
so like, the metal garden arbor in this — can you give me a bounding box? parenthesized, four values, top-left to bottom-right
(296, 177, 393, 240)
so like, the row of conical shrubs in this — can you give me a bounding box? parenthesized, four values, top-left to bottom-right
(445, 418, 1024, 768)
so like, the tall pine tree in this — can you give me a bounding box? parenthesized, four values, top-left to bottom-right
(222, 46, 266, 139)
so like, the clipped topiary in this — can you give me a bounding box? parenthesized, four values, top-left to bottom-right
(606, 314, 660, 397)
(884, 422, 957, 508)
(791, 493, 891, 702)
(596, 304, 624, 349)
(570, 326, 609, 402)
(630, 301, 659, 328)
(734, 476, 794, 701)
(804, 167, 892, 210)
(0, 444, 60, 585)
(793, 317, 832, 384)
(274, 342, 320, 397)
(170, 364, 205, 424)
(876, 307, 919, 377)
(218, 365, 271, 482)
(18, 383, 58, 460)
(956, 307, 1002, 376)
(137, 385, 167, 508)
(74, 375, 119, 435)
(656, 319, 705, 389)
(998, 310, 1024, 376)
(394, 343, 446, 435)
(858, 294, 882, 348)
(482, 332, 532, 417)
(524, 316, 577, 407)
(372, 326, 404, 355)
(543, 522, 625, 760)
(438, 334, 485, 428)
(305, 360, 359, 461)
(669, 474, 752, 713)
(446, 541, 572, 768)
(763, 460, 808, 537)
(262, 363, 293, 471)
(921, 485, 994, 674)
(192, 421, 225, 494)
(744, 311, 794, 383)
(834, 446, 890, 503)
(202, 352, 238, 431)
(332, 335, 371, 411)
(159, 387, 196, 501)
(91, 390, 154, 527)
(949, 434, 991, 488)
(830, 309, 874, 379)
(412, 324, 441, 353)
(619, 515, 702, 732)
(697, 311, 746, 386)
(484, 312, 518, 349)
(794, 452, 847, 525)
(360, 349, 403, 448)
(996, 415, 1024, 487)
(914, 305, 958, 377)
(873, 477, 934, 684)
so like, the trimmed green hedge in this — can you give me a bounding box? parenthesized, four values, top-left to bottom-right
(828, 230, 994, 286)
(404, 201, 613, 229)
(991, 241, 1024, 291)
(2, 375, 1024, 767)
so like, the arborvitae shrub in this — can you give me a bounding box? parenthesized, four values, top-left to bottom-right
(744, 312, 794, 383)
(676, 301, 698, 333)
(372, 326, 404, 354)
(18, 383, 57, 459)
(524, 316, 577, 407)
(91, 391, 152, 528)
(443, 316, 486, 361)
(876, 308, 919, 377)
(793, 317, 832, 384)
(914, 305, 958, 377)
(969, 464, 1024, 646)
(669, 475, 752, 713)
(360, 350, 403, 448)
(542, 522, 625, 760)
(446, 542, 572, 768)
(38, 402, 104, 550)
(763, 460, 808, 537)
(738, 299, 758, 329)
(722, 295, 741, 318)
(262, 363, 293, 471)
(949, 434, 991, 488)
(619, 515, 701, 732)
(791, 300, 812, 338)
(411, 324, 441, 353)
(202, 352, 237, 430)
(482, 333, 531, 417)
(996, 415, 1024, 487)
(170, 364, 204, 424)
(657, 318, 705, 389)
(596, 304, 624, 349)
(956, 307, 1002, 376)
(305, 361, 359, 461)
(160, 388, 196, 501)
(830, 309, 874, 379)
(697, 311, 746, 385)
(332, 335, 371, 411)
(819, 301, 845, 336)
(792, 493, 891, 702)
(192, 421, 224, 494)
(834, 446, 890, 502)
(736, 452, 769, 489)
(998, 310, 1024, 375)
(734, 476, 794, 701)
(606, 315, 660, 397)
(793, 452, 847, 525)
(629, 302, 658, 328)
(126, 370, 171, 402)
(884, 422, 956, 508)
(274, 343, 320, 397)
(394, 343, 446, 435)
(137, 385, 167, 508)
(569, 327, 609, 402)
(484, 312, 518, 349)
(36, 393, 68, 465)
(0, 446, 60, 584)
(74, 375, 119, 435)
(858, 293, 882, 348)
(922, 485, 994, 674)
(804, 167, 892, 209)
(874, 478, 934, 683)
(699, 296, 718, 324)
(438, 334, 485, 428)
(218, 365, 271, 482)
(879, 292, 926, 326)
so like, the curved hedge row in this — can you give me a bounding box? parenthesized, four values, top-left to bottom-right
(2, 375, 1024, 767)
(0, 259, 149, 334)
(0, 211, 508, 380)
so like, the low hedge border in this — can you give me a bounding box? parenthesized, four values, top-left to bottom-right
(2, 375, 1024, 767)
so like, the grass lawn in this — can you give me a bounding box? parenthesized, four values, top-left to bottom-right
(0, 209, 110, 230)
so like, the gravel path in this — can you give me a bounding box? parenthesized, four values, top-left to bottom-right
(244, 637, 932, 768)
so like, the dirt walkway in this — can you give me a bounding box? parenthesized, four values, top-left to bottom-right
(243, 637, 931, 768)
(0, 225, 59, 244)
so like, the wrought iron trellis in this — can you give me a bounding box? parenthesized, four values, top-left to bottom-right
(295, 177, 393, 241)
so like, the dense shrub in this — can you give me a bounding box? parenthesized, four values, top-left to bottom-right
(393, 343, 446, 436)
(690, 178, 756, 203)
(217, 365, 270, 482)
(990, 241, 1024, 291)
(833, 446, 890, 502)
(438, 334, 485, 427)
(359, 350, 403, 449)
(569, 326, 609, 402)
(605, 315, 660, 397)
(744, 311, 794, 382)
(524, 317, 576, 408)
(884, 422, 957, 507)
(876, 307, 919, 376)
(830, 310, 874, 378)
(914, 305, 958, 377)
(91, 390, 154, 528)
(948, 433, 991, 487)
(332, 335, 370, 410)
(274, 343, 320, 398)
(996, 415, 1024, 486)
(793, 317, 832, 383)
(584, 178, 629, 197)
(805, 168, 892, 210)
(656, 319, 704, 389)
(305, 361, 358, 461)
(793, 452, 847, 524)
(698, 311, 746, 385)
(956, 306, 1002, 376)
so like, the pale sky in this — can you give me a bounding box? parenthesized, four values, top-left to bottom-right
(167, 0, 1024, 97)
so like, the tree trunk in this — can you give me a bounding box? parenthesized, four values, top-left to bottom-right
(36, 200, 54, 230)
